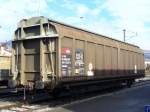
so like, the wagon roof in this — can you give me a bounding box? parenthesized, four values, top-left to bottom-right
(18, 16, 139, 48)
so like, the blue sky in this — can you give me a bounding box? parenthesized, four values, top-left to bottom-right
(0, 0, 150, 50)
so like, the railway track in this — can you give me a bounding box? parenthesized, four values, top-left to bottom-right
(0, 88, 22, 98)
(0, 88, 51, 103)
(0, 79, 150, 111)
(0, 79, 149, 100)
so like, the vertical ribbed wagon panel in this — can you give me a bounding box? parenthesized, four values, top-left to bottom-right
(129, 51, 132, 74)
(124, 50, 128, 75)
(61, 37, 73, 77)
(95, 45, 104, 76)
(86, 42, 95, 76)
(24, 40, 40, 82)
(133, 52, 138, 75)
(131, 52, 135, 74)
(13, 42, 21, 72)
(127, 51, 130, 75)
(104, 46, 112, 76)
(112, 47, 118, 76)
(119, 49, 124, 76)
(140, 54, 145, 74)
(137, 53, 141, 75)
(75, 39, 85, 76)
(44, 38, 56, 80)
(25, 55, 40, 72)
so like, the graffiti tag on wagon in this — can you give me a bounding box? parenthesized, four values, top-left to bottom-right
(75, 49, 84, 75)
(61, 48, 72, 76)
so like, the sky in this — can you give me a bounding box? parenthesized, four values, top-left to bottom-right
(0, 0, 150, 50)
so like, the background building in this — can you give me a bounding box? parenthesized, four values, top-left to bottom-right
(144, 50, 150, 75)
(0, 42, 11, 83)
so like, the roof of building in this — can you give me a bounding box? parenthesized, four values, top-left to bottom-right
(0, 42, 11, 57)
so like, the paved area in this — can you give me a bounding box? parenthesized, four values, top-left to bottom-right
(0, 105, 53, 112)
(0, 99, 17, 109)
(51, 83, 150, 112)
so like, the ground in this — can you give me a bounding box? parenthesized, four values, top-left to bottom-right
(51, 82, 150, 112)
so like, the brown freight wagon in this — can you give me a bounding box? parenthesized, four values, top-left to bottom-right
(10, 16, 145, 91)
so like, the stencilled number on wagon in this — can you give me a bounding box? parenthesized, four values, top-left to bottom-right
(61, 48, 72, 76)
(75, 49, 84, 75)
